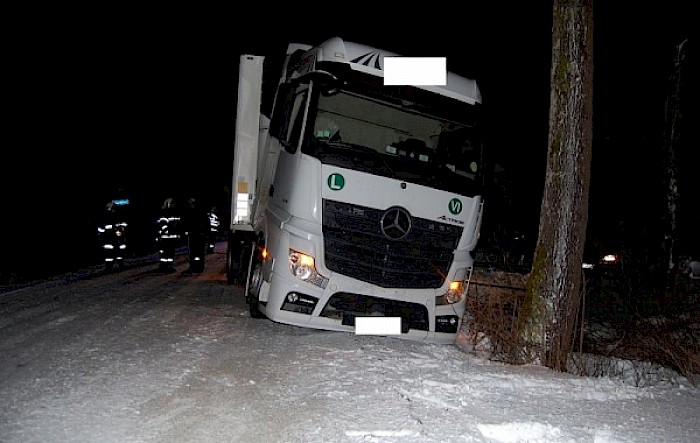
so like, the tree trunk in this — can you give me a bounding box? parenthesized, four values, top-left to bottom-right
(523, 0, 594, 371)
(661, 38, 687, 292)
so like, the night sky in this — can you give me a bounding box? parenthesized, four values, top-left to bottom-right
(3, 3, 696, 282)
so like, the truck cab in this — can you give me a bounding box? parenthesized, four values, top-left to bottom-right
(229, 37, 485, 344)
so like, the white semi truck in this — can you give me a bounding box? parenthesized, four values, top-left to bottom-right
(227, 37, 484, 344)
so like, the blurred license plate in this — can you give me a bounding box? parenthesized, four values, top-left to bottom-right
(354, 317, 402, 335)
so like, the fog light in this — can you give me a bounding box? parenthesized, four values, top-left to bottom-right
(281, 292, 318, 314)
(435, 315, 459, 333)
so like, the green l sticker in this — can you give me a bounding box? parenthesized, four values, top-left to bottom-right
(328, 173, 345, 190)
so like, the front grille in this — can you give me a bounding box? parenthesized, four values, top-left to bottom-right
(320, 292, 429, 331)
(322, 199, 463, 288)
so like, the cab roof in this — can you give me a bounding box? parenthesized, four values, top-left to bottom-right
(290, 36, 481, 105)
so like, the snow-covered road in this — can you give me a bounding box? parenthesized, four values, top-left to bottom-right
(1, 244, 698, 443)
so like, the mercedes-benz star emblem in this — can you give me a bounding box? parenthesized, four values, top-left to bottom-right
(380, 207, 412, 240)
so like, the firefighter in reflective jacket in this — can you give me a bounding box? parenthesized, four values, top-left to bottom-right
(156, 198, 181, 271)
(97, 201, 128, 272)
(206, 207, 220, 254)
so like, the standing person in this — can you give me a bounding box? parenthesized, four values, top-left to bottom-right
(155, 197, 181, 272)
(182, 196, 209, 273)
(206, 206, 220, 254)
(97, 201, 128, 273)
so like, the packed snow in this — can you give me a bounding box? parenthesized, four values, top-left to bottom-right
(1, 244, 698, 443)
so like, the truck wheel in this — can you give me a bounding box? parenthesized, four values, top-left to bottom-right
(226, 246, 235, 283)
(226, 235, 251, 285)
(226, 244, 243, 284)
(248, 258, 265, 319)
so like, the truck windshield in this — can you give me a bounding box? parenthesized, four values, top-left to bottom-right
(302, 73, 483, 197)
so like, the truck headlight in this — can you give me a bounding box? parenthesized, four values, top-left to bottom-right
(289, 249, 329, 288)
(436, 281, 464, 305)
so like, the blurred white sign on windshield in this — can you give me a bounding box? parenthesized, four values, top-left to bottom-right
(384, 57, 446, 85)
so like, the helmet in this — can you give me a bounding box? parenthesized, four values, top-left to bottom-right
(162, 198, 175, 209)
(106, 201, 115, 211)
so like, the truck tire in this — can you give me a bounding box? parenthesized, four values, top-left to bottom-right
(226, 246, 237, 284)
(226, 232, 253, 285)
(247, 254, 265, 319)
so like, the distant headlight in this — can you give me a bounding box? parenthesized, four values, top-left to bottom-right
(602, 254, 619, 264)
(583, 253, 619, 269)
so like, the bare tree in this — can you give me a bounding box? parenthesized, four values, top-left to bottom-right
(661, 38, 688, 291)
(522, 0, 594, 371)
